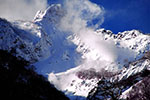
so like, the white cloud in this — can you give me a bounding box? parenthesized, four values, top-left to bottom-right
(60, 0, 104, 33)
(59, 0, 118, 70)
(0, 0, 47, 21)
(59, 0, 117, 62)
(59, 0, 136, 71)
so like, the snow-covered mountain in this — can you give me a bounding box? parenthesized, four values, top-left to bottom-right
(0, 18, 51, 63)
(48, 29, 150, 97)
(0, 4, 150, 100)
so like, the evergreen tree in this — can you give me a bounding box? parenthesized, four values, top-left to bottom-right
(0, 50, 69, 100)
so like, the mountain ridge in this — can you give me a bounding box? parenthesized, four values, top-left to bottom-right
(0, 4, 150, 100)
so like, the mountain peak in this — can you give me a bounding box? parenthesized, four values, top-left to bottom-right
(33, 4, 64, 23)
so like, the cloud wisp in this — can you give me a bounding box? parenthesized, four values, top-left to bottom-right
(60, 0, 104, 33)
(59, 0, 118, 62)
(59, 0, 136, 71)
(0, 0, 47, 21)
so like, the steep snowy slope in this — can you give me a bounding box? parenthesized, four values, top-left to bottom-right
(48, 29, 150, 97)
(0, 18, 51, 63)
(87, 58, 150, 100)
(33, 4, 81, 74)
(0, 4, 80, 74)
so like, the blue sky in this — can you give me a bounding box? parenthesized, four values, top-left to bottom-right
(48, 0, 150, 34)
(90, 0, 150, 33)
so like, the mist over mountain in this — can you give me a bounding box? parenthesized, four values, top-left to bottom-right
(0, 0, 150, 100)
